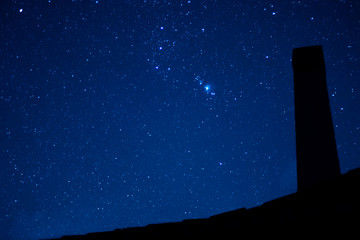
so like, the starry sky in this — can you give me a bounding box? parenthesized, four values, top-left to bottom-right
(1, 0, 359, 239)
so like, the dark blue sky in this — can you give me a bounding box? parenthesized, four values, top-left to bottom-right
(1, 0, 359, 239)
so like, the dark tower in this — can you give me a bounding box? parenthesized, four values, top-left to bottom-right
(292, 46, 341, 191)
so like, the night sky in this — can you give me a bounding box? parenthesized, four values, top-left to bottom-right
(1, 1, 359, 239)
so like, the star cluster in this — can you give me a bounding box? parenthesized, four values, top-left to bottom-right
(1, 1, 359, 239)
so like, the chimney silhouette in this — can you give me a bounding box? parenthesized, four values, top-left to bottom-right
(292, 46, 341, 191)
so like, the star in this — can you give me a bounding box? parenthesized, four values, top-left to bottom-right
(204, 85, 210, 92)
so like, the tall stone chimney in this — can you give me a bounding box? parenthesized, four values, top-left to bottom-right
(292, 45, 341, 191)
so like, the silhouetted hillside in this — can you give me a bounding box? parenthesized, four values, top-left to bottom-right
(47, 167, 360, 239)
